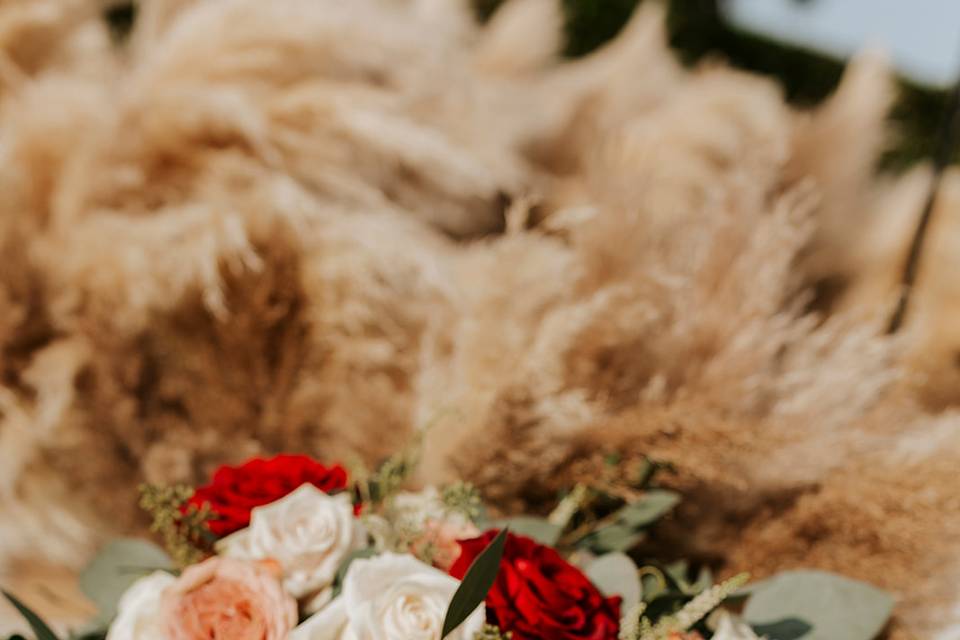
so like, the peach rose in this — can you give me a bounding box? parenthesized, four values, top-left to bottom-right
(411, 518, 480, 571)
(161, 556, 297, 640)
(386, 488, 479, 570)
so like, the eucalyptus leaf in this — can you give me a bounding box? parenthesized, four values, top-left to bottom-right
(2, 590, 60, 640)
(663, 559, 712, 596)
(579, 524, 646, 553)
(752, 618, 814, 640)
(690, 566, 713, 594)
(331, 548, 378, 598)
(744, 570, 894, 640)
(640, 572, 667, 602)
(584, 552, 641, 610)
(726, 582, 757, 604)
(79, 538, 173, 626)
(576, 490, 678, 553)
(615, 490, 680, 528)
(493, 516, 561, 546)
(68, 626, 109, 640)
(664, 560, 691, 592)
(441, 528, 508, 638)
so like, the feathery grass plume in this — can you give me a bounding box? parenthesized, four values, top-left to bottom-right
(638, 617, 655, 639)
(618, 602, 648, 640)
(0, 0, 959, 636)
(641, 574, 749, 640)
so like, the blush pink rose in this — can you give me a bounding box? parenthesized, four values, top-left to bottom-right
(412, 518, 480, 571)
(385, 488, 480, 570)
(162, 556, 297, 640)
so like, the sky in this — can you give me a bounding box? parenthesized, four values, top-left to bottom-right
(724, 0, 960, 87)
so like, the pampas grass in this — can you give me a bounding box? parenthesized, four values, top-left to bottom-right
(1, 0, 959, 636)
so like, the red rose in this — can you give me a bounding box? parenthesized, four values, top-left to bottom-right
(187, 455, 350, 536)
(450, 531, 621, 640)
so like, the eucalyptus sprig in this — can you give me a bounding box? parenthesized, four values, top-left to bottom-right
(364, 430, 425, 505)
(631, 573, 750, 640)
(138, 484, 214, 567)
(442, 481, 483, 522)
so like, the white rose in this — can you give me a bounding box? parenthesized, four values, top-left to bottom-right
(105, 571, 176, 640)
(217, 484, 366, 608)
(291, 552, 484, 640)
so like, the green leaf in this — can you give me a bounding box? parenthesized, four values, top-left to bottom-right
(2, 590, 60, 640)
(662, 559, 712, 596)
(79, 538, 173, 626)
(441, 528, 508, 638)
(331, 548, 378, 598)
(493, 516, 561, 546)
(743, 570, 894, 640)
(615, 490, 680, 528)
(584, 552, 641, 610)
(663, 560, 692, 592)
(752, 618, 814, 640)
(640, 571, 668, 602)
(690, 566, 713, 594)
(577, 490, 679, 553)
(578, 524, 646, 553)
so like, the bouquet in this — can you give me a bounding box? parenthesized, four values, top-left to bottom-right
(4, 445, 895, 640)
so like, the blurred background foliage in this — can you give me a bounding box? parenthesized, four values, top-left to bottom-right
(106, 0, 950, 169)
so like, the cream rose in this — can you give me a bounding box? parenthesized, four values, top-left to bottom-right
(218, 483, 366, 607)
(291, 552, 484, 640)
(106, 571, 176, 640)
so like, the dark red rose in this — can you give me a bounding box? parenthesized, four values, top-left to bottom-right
(186, 455, 350, 536)
(450, 530, 621, 640)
